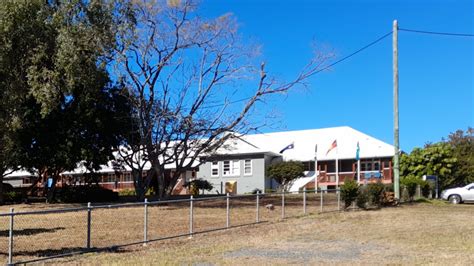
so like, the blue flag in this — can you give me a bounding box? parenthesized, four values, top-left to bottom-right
(356, 141, 360, 161)
(279, 142, 294, 154)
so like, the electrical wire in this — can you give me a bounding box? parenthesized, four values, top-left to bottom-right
(201, 31, 394, 109)
(309, 31, 393, 76)
(399, 28, 474, 37)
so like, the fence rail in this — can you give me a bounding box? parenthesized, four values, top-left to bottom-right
(0, 189, 341, 265)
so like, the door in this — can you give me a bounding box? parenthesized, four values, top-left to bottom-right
(464, 184, 474, 201)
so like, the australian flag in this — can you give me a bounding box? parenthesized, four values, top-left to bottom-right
(279, 142, 294, 154)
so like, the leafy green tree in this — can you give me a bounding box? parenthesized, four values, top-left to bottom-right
(267, 161, 304, 191)
(0, 0, 51, 203)
(0, 0, 131, 202)
(400, 142, 457, 190)
(446, 128, 474, 186)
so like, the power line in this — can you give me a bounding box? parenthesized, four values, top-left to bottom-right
(399, 28, 474, 37)
(202, 31, 394, 109)
(310, 31, 393, 76)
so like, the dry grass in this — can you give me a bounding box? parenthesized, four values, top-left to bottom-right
(1, 196, 472, 265)
(0, 194, 337, 264)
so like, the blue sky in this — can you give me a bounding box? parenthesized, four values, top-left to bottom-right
(200, 0, 473, 152)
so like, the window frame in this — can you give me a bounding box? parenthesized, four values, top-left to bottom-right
(222, 160, 231, 176)
(244, 159, 253, 176)
(232, 160, 240, 176)
(222, 160, 240, 177)
(211, 161, 219, 177)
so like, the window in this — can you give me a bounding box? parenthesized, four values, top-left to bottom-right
(223, 161, 231, 176)
(361, 160, 380, 171)
(232, 160, 240, 176)
(223, 160, 240, 176)
(123, 172, 133, 182)
(373, 162, 380, 171)
(109, 173, 116, 183)
(211, 161, 219, 177)
(244, 160, 252, 175)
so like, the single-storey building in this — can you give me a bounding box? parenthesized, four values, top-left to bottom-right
(4, 156, 197, 195)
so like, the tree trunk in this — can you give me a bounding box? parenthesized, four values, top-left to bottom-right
(0, 175, 4, 205)
(157, 171, 165, 200)
(133, 169, 145, 201)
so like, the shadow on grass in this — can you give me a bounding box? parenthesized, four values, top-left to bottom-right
(399, 198, 448, 206)
(0, 227, 65, 237)
(1, 245, 132, 263)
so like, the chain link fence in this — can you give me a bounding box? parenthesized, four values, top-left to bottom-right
(0, 189, 342, 264)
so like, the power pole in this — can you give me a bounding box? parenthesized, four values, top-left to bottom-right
(393, 20, 400, 199)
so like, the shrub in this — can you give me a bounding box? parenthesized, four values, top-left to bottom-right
(384, 184, 394, 192)
(367, 181, 385, 207)
(356, 186, 369, 209)
(57, 185, 119, 203)
(118, 189, 136, 197)
(3, 191, 24, 203)
(401, 175, 419, 202)
(419, 180, 432, 198)
(184, 179, 213, 196)
(340, 179, 359, 209)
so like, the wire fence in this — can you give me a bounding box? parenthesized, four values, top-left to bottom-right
(0, 189, 342, 265)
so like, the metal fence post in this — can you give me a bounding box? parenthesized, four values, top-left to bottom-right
(86, 202, 92, 249)
(226, 193, 230, 228)
(8, 208, 14, 265)
(337, 189, 341, 211)
(320, 190, 323, 213)
(256, 191, 260, 223)
(303, 188, 307, 215)
(281, 191, 285, 219)
(143, 198, 148, 246)
(189, 195, 194, 237)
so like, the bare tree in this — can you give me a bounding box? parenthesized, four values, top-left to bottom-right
(114, 0, 331, 199)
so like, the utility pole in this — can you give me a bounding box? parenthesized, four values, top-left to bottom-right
(393, 20, 400, 200)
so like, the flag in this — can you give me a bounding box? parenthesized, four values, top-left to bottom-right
(356, 141, 360, 161)
(279, 142, 294, 154)
(326, 140, 337, 155)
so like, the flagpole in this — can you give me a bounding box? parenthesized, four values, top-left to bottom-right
(336, 143, 339, 189)
(314, 144, 318, 194)
(356, 142, 361, 184)
(357, 159, 361, 184)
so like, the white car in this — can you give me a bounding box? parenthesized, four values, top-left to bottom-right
(441, 183, 474, 204)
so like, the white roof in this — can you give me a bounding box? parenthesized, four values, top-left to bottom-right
(219, 126, 394, 161)
(5, 126, 393, 178)
(6, 148, 199, 178)
(4, 169, 36, 178)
